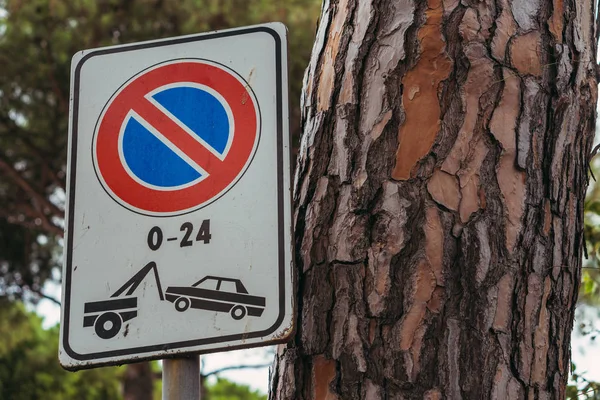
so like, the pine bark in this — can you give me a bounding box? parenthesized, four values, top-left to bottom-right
(269, 0, 598, 399)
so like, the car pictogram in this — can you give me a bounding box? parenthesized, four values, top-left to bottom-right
(165, 276, 266, 320)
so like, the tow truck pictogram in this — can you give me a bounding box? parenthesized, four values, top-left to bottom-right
(83, 262, 164, 339)
(83, 262, 265, 339)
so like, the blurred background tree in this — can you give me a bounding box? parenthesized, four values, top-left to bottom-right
(566, 137, 600, 399)
(0, 0, 320, 398)
(0, 299, 122, 399)
(583, 149, 600, 306)
(203, 378, 266, 400)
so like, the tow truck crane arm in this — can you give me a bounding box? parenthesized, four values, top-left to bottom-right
(83, 261, 165, 339)
(111, 261, 164, 300)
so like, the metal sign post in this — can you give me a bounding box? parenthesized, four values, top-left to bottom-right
(162, 356, 200, 400)
(59, 23, 294, 373)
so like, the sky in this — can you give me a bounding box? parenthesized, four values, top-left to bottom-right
(570, 305, 600, 382)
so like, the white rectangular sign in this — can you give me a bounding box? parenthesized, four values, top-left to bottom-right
(59, 23, 293, 369)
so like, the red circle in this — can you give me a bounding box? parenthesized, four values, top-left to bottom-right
(94, 60, 259, 215)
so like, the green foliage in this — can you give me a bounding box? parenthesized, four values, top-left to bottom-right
(0, 0, 320, 301)
(0, 299, 123, 400)
(568, 363, 600, 400)
(153, 361, 163, 400)
(570, 150, 600, 397)
(0, 219, 60, 302)
(205, 377, 267, 400)
(583, 154, 600, 304)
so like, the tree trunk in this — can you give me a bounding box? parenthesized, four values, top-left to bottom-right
(123, 362, 154, 400)
(269, 0, 598, 399)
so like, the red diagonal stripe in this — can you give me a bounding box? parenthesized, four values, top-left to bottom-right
(132, 97, 222, 175)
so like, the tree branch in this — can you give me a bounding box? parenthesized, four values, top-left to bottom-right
(152, 362, 273, 381)
(21, 204, 64, 238)
(0, 157, 65, 220)
(0, 116, 66, 192)
(26, 286, 61, 306)
(42, 41, 69, 115)
(596, 0, 600, 46)
(0, 203, 64, 238)
(202, 363, 271, 378)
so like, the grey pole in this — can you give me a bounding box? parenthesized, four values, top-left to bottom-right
(162, 355, 200, 400)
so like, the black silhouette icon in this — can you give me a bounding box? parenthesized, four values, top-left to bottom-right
(83, 263, 266, 339)
(83, 262, 164, 339)
(165, 276, 266, 320)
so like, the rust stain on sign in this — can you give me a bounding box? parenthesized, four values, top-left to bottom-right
(242, 67, 256, 106)
(392, 0, 452, 180)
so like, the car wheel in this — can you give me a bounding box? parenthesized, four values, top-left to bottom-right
(230, 305, 246, 320)
(95, 312, 122, 339)
(175, 297, 190, 312)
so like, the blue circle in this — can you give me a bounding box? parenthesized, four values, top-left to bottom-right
(121, 86, 230, 188)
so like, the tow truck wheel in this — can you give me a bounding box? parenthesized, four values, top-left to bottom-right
(95, 312, 122, 339)
(230, 305, 246, 320)
(175, 297, 190, 312)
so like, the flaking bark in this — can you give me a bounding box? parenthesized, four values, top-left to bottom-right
(270, 0, 598, 398)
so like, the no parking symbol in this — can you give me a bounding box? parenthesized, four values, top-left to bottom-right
(93, 59, 260, 216)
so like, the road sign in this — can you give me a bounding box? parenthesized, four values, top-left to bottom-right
(60, 24, 293, 369)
